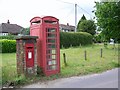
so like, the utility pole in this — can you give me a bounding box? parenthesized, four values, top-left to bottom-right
(75, 3, 77, 32)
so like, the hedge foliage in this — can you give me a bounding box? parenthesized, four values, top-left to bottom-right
(0, 32, 93, 53)
(0, 39, 16, 53)
(60, 32, 93, 48)
(0, 35, 16, 40)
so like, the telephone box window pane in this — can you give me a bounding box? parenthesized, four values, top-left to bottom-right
(47, 66, 51, 70)
(48, 39, 55, 43)
(48, 60, 56, 65)
(52, 49, 56, 54)
(47, 50, 51, 54)
(52, 55, 56, 59)
(48, 61, 52, 65)
(52, 44, 56, 48)
(47, 28, 56, 32)
(28, 52, 32, 59)
(52, 65, 56, 70)
(44, 20, 57, 24)
(47, 55, 52, 59)
(47, 66, 50, 70)
(48, 65, 57, 70)
(48, 33, 56, 38)
(32, 20, 41, 25)
(47, 44, 56, 48)
(47, 49, 56, 54)
(52, 60, 56, 64)
(46, 55, 56, 59)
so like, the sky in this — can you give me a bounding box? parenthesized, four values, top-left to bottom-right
(0, 0, 99, 28)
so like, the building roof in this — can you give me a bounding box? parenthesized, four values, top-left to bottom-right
(60, 24, 75, 31)
(0, 23, 23, 34)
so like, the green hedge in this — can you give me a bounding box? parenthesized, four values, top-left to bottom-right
(0, 32, 93, 53)
(0, 39, 16, 53)
(60, 32, 93, 48)
(0, 35, 16, 40)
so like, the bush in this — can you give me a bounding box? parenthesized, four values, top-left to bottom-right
(94, 34, 102, 43)
(60, 32, 93, 48)
(0, 39, 16, 53)
(0, 35, 16, 40)
(0, 32, 93, 53)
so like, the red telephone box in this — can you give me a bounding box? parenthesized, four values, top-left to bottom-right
(30, 16, 60, 76)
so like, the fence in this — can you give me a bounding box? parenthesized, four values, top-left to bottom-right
(61, 44, 118, 67)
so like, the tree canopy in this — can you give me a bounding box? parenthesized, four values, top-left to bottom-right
(77, 19, 96, 35)
(77, 14, 86, 30)
(94, 1, 120, 42)
(20, 27, 30, 35)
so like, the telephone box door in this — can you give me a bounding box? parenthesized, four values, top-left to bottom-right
(46, 28, 59, 71)
(25, 44, 34, 67)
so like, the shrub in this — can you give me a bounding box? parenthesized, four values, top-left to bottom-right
(0, 39, 16, 53)
(94, 34, 103, 43)
(60, 32, 93, 48)
(0, 35, 16, 40)
(0, 32, 93, 53)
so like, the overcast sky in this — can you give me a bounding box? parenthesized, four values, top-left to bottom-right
(0, 0, 99, 28)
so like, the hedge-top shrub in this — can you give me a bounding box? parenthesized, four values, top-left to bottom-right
(60, 32, 93, 48)
(0, 39, 16, 53)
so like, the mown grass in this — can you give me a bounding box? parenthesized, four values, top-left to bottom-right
(1, 43, 119, 87)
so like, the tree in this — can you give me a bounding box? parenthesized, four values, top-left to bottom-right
(94, 1, 120, 42)
(77, 14, 86, 30)
(77, 20, 96, 35)
(20, 27, 30, 35)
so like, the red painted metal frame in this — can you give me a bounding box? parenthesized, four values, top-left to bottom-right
(30, 16, 60, 76)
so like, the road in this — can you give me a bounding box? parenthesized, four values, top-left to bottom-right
(22, 68, 119, 88)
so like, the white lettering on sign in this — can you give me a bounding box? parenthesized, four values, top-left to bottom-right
(28, 52, 32, 59)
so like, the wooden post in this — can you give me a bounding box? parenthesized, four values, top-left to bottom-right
(70, 44, 73, 48)
(63, 53, 67, 66)
(84, 50, 87, 60)
(62, 45, 64, 49)
(79, 43, 81, 48)
(100, 48, 103, 58)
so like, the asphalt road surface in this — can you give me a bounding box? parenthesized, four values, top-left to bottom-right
(23, 68, 119, 88)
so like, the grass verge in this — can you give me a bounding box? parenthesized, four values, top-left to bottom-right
(1, 43, 119, 87)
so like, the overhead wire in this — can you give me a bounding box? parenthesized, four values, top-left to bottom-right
(66, 7, 74, 19)
(55, 0, 94, 18)
(77, 5, 94, 19)
(55, 0, 74, 5)
(51, 5, 73, 13)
